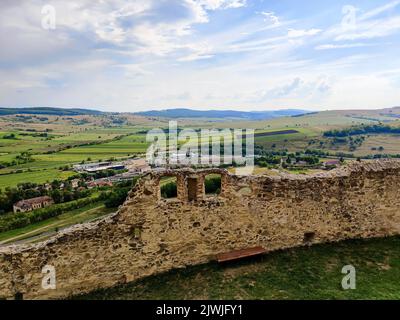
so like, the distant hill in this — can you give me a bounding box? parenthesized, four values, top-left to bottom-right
(0, 107, 104, 116)
(134, 108, 308, 120)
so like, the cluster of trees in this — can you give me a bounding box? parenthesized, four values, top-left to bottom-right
(0, 175, 140, 232)
(363, 153, 400, 159)
(255, 146, 291, 156)
(100, 178, 139, 208)
(324, 124, 400, 137)
(304, 149, 330, 157)
(255, 155, 281, 167)
(0, 152, 35, 169)
(19, 132, 51, 139)
(0, 180, 90, 215)
(347, 136, 365, 151)
(0, 183, 47, 214)
(49, 186, 90, 204)
(0, 195, 101, 233)
(255, 151, 320, 168)
(285, 153, 320, 165)
(2, 133, 17, 139)
(15, 152, 35, 163)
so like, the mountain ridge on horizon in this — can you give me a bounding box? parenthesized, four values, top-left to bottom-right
(0, 106, 309, 120)
(1, 106, 399, 120)
(134, 108, 310, 120)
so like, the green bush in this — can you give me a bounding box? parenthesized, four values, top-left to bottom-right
(205, 176, 221, 194)
(161, 182, 177, 199)
(103, 178, 139, 208)
(104, 187, 131, 208)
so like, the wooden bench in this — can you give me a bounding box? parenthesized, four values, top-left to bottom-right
(216, 246, 267, 263)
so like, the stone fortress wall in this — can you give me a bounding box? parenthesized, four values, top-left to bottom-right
(1, 159, 400, 299)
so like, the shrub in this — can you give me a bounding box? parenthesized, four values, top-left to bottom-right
(161, 182, 177, 199)
(104, 188, 131, 208)
(205, 176, 221, 194)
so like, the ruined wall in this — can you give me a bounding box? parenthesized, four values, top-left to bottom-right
(1, 160, 400, 300)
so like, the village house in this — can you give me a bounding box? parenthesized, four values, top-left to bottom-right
(134, 163, 151, 173)
(87, 180, 113, 189)
(71, 179, 81, 189)
(13, 196, 54, 213)
(323, 159, 342, 169)
(125, 158, 151, 173)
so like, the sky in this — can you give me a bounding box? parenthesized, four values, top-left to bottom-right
(0, 0, 400, 112)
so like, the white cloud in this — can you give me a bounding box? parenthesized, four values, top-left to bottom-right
(323, 75, 400, 109)
(288, 28, 322, 38)
(315, 43, 377, 50)
(200, 0, 247, 10)
(260, 11, 280, 26)
(1, 0, 400, 111)
(335, 16, 400, 41)
(360, 0, 400, 21)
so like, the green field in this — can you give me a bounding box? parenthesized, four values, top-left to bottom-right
(0, 168, 74, 190)
(74, 236, 400, 300)
(0, 130, 149, 189)
(0, 110, 400, 189)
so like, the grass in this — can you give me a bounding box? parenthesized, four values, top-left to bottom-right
(0, 117, 397, 191)
(0, 202, 114, 244)
(0, 129, 148, 171)
(160, 176, 178, 186)
(0, 131, 149, 189)
(74, 236, 400, 300)
(351, 134, 400, 156)
(0, 168, 74, 190)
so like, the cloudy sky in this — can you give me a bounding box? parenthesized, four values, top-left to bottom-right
(1, 0, 400, 112)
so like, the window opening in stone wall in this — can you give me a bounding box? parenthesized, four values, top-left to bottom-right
(160, 176, 178, 199)
(187, 177, 198, 202)
(205, 174, 221, 195)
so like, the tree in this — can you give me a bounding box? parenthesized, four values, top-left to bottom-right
(50, 189, 62, 203)
(104, 188, 130, 208)
(161, 182, 177, 199)
(51, 180, 61, 190)
(205, 176, 221, 194)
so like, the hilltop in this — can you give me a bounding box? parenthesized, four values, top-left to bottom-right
(0, 107, 104, 116)
(134, 108, 309, 120)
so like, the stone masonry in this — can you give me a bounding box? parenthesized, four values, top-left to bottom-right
(1, 159, 400, 299)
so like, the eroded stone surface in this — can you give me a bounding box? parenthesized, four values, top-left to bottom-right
(1, 159, 400, 299)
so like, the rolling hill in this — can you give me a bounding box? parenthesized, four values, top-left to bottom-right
(134, 108, 309, 120)
(0, 107, 104, 116)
